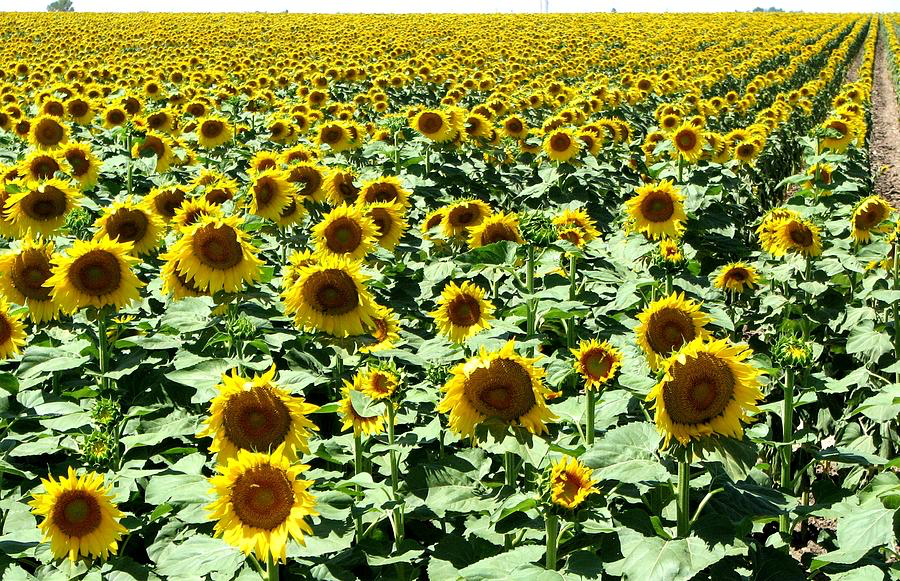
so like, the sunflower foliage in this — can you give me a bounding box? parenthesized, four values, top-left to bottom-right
(0, 10, 896, 581)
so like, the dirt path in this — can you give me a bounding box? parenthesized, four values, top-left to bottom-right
(869, 19, 900, 207)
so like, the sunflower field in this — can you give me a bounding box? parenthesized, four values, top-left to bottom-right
(0, 10, 898, 581)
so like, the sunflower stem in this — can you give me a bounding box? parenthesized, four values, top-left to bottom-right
(353, 431, 364, 543)
(544, 511, 559, 570)
(97, 308, 110, 391)
(893, 238, 899, 383)
(526, 245, 536, 356)
(386, 401, 404, 548)
(125, 130, 132, 197)
(247, 554, 265, 578)
(266, 553, 279, 581)
(677, 154, 684, 184)
(585, 388, 596, 446)
(424, 144, 431, 178)
(665, 272, 673, 296)
(567, 253, 577, 391)
(504, 451, 517, 550)
(779, 367, 795, 535)
(676, 450, 691, 538)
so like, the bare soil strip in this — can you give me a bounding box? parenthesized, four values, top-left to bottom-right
(869, 21, 900, 207)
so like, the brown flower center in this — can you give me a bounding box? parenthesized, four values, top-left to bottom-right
(646, 307, 696, 356)
(193, 223, 243, 270)
(662, 351, 735, 424)
(302, 269, 360, 315)
(11, 249, 52, 301)
(447, 294, 481, 327)
(52, 490, 102, 538)
(223, 385, 291, 454)
(106, 208, 149, 244)
(23, 186, 67, 221)
(418, 112, 444, 135)
(639, 191, 675, 223)
(70, 250, 121, 296)
(464, 358, 536, 421)
(230, 464, 295, 531)
(550, 133, 572, 152)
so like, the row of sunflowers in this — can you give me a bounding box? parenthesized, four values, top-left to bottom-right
(0, 11, 897, 581)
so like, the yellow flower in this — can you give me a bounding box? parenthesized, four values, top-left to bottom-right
(172, 196, 223, 232)
(646, 337, 764, 448)
(93, 197, 165, 256)
(571, 339, 623, 390)
(636, 292, 710, 370)
(29, 114, 69, 150)
(671, 122, 703, 163)
(714, 262, 759, 293)
(206, 450, 317, 563)
(659, 239, 683, 263)
(60, 143, 100, 188)
(29, 467, 127, 562)
(357, 176, 411, 208)
(768, 216, 822, 257)
(338, 386, 386, 436)
(352, 366, 400, 401)
(196, 115, 233, 149)
(543, 127, 580, 162)
(625, 180, 686, 240)
(360, 304, 401, 353)
(197, 366, 319, 462)
(468, 211, 523, 249)
(312, 204, 378, 260)
(286, 162, 328, 204)
(131, 131, 175, 173)
(553, 208, 600, 241)
(549, 456, 598, 509)
(430, 281, 495, 343)
(438, 339, 556, 439)
(412, 109, 454, 142)
(316, 121, 352, 152)
(441, 199, 492, 238)
(850, 195, 892, 244)
(46, 237, 143, 313)
(756, 207, 799, 254)
(5, 178, 82, 237)
(248, 169, 293, 221)
(146, 185, 187, 223)
(0, 236, 61, 323)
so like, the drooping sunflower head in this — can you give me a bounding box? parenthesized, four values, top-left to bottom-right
(146, 185, 186, 223)
(552, 208, 600, 242)
(548, 456, 599, 510)
(283, 255, 378, 337)
(29, 467, 127, 562)
(713, 262, 759, 294)
(312, 204, 378, 260)
(571, 339, 623, 390)
(624, 180, 686, 240)
(29, 114, 69, 150)
(61, 143, 100, 188)
(850, 195, 892, 244)
(357, 176, 410, 209)
(196, 115, 233, 149)
(93, 198, 165, 256)
(437, 339, 556, 440)
(360, 304, 401, 353)
(430, 280, 495, 343)
(467, 211, 524, 249)
(5, 178, 82, 237)
(441, 199, 493, 238)
(543, 127, 581, 163)
(338, 386, 386, 436)
(198, 365, 319, 461)
(206, 450, 317, 563)
(172, 196, 223, 232)
(248, 169, 294, 221)
(364, 201, 408, 252)
(636, 292, 710, 370)
(0, 236, 61, 323)
(671, 122, 703, 163)
(166, 215, 262, 294)
(646, 337, 764, 449)
(324, 167, 359, 206)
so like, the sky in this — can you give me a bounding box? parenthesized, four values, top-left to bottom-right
(4, 0, 898, 12)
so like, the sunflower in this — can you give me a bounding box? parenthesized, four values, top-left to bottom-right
(438, 339, 556, 439)
(732, 140, 760, 164)
(360, 304, 401, 353)
(625, 180, 686, 240)
(571, 339, 623, 390)
(756, 207, 799, 253)
(820, 117, 856, 152)
(316, 121, 352, 153)
(248, 151, 280, 174)
(131, 131, 175, 173)
(60, 143, 100, 188)
(552, 208, 600, 242)
(47, 237, 143, 313)
(543, 128, 580, 162)
(166, 216, 262, 294)
(207, 450, 317, 563)
(196, 115, 233, 149)
(558, 227, 586, 247)
(286, 162, 327, 204)
(324, 167, 359, 206)
(204, 178, 239, 206)
(671, 122, 703, 163)
(29, 114, 69, 150)
(0, 237, 61, 323)
(659, 239, 683, 263)
(636, 292, 710, 370)
(768, 217, 822, 257)
(29, 467, 127, 562)
(160, 256, 208, 300)
(102, 105, 128, 129)
(352, 366, 400, 401)
(0, 297, 26, 359)
(549, 456, 598, 510)
(283, 255, 378, 337)
(714, 262, 759, 293)
(93, 198, 165, 256)
(146, 186, 186, 223)
(850, 195, 892, 243)
(646, 337, 764, 448)
(248, 169, 293, 220)
(441, 199, 492, 238)
(430, 281, 495, 343)
(281, 249, 318, 292)
(5, 178, 82, 237)
(364, 202, 408, 251)
(420, 207, 447, 240)
(172, 196, 223, 232)
(357, 176, 411, 208)
(198, 366, 319, 461)
(412, 109, 453, 142)
(312, 204, 378, 260)
(17, 151, 61, 182)
(274, 194, 307, 228)
(467, 211, 524, 249)
(502, 115, 529, 139)
(338, 386, 386, 436)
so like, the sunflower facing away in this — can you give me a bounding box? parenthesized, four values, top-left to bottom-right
(312, 204, 378, 260)
(438, 339, 556, 439)
(850, 195, 892, 244)
(338, 386, 386, 436)
(430, 281, 495, 343)
(206, 450, 317, 563)
(46, 237, 143, 313)
(0, 236, 62, 323)
(5, 178, 82, 237)
(714, 262, 759, 294)
(165, 215, 262, 294)
(29, 467, 127, 562)
(625, 180, 686, 240)
(549, 456, 598, 510)
(283, 255, 378, 337)
(197, 366, 319, 461)
(646, 337, 764, 448)
(571, 339, 623, 390)
(468, 211, 524, 249)
(636, 292, 710, 370)
(93, 198, 165, 256)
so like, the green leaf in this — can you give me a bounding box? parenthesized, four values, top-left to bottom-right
(613, 529, 726, 581)
(153, 536, 243, 578)
(581, 423, 666, 483)
(835, 501, 895, 553)
(846, 320, 892, 364)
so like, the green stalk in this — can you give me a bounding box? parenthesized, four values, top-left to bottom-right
(567, 254, 577, 391)
(665, 271, 673, 296)
(526, 245, 536, 356)
(893, 240, 899, 383)
(504, 451, 517, 550)
(97, 308, 110, 391)
(353, 431, 364, 542)
(125, 130, 132, 197)
(424, 144, 431, 178)
(779, 368, 795, 535)
(676, 450, 691, 538)
(677, 154, 684, 183)
(545, 511, 559, 570)
(386, 401, 403, 548)
(585, 388, 596, 445)
(266, 553, 279, 581)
